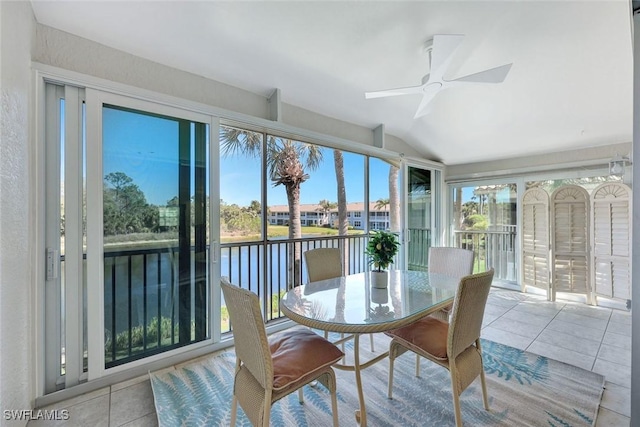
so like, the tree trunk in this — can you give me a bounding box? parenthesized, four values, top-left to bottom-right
(454, 187, 463, 247)
(334, 150, 349, 271)
(286, 183, 302, 288)
(389, 165, 400, 232)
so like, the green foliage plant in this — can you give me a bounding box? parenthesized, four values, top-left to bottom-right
(365, 230, 400, 272)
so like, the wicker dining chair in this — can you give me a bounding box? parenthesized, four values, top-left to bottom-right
(221, 278, 343, 427)
(386, 269, 495, 427)
(410, 247, 476, 375)
(303, 247, 375, 352)
(428, 247, 475, 322)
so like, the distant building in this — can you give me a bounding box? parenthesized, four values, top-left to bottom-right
(267, 202, 390, 230)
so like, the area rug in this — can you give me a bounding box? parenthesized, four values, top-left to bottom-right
(150, 337, 604, 426)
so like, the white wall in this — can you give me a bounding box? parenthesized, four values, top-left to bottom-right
(446, 141, 632, 181)
(32, 24, 422, 159)
(0, 1, 35, 424)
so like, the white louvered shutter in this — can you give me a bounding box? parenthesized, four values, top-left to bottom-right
(521, 188, 550, 297)
(550, 185, 590, 301)
(591, 183, 631, 301)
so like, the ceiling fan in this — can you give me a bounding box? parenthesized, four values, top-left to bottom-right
(365, 34, 512, 118)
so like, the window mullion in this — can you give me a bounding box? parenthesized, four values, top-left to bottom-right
(63, 85, 83, 387)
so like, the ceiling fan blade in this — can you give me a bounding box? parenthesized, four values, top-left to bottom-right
(429, 34, 465, 82)
(451, 63, 513, 84)
(413, 84, 441, 118)
(365, 85, 423, 99)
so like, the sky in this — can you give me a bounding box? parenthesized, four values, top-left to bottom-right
(102, 107, 395, 207)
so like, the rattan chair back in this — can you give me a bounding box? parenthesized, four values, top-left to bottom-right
(221, 278, 273, 390)
(304, 248, 343, 282)
(428, 247, 474, 278)
(448, 268, 494, 360)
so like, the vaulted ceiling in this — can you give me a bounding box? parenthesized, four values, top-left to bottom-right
(30, 1, 633, 165)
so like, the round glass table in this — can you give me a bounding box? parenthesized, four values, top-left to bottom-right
(280, 270, 458, 426)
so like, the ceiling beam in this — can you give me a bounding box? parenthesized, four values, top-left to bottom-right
(268, 88, 281, 122)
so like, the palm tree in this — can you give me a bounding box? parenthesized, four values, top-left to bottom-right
(316, 199, 337, 226)
(374, 198, 390, 212)
(220, 126, 322, 288)
(388, 165, 400, 232)
(375, 197, 390, 231)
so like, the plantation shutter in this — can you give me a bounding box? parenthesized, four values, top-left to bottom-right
(521, 188, 550, 298)
(591, 183, 631, 301)
(550, 185, 590, 301)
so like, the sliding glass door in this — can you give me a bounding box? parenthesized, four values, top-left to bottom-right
(43, 84, 219, 389)
(100, 104, 210, 367)
(405, 165, 441, 271)
(451, 182, 518, 285)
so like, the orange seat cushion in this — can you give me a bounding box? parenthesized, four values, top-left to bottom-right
(386, 316, 449, 360)
(270, 327, 344, 390)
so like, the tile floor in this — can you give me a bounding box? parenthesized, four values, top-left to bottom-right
(29, 288, 632, 426)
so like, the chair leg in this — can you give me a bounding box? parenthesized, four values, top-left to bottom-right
(415, 354, 420, 377)
(369, 333, 375, 352)
(388, 343, 396, 399)
(329, 372, 339, 427)
(476, 340, 490, 410)
(230, 395, 238, 426)
(262, 402, 271, 427)
(479, 367, 489, 410)
(450, 369, 463, 427)
(298, 388, 304, 404)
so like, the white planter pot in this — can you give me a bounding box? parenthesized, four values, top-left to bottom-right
(370, 287, 389, 304)
(370, 270, 389, 289)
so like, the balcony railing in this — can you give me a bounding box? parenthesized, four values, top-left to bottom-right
(99, 234, 370, 366)
(453, 225, 517, 283)
(74, 227, 516, 368)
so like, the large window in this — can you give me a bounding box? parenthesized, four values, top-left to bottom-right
(451, 183, 518, 284)
(101, 105, 210, 367)
(42, 80, 434, 394)
(44, 84, 215, 391)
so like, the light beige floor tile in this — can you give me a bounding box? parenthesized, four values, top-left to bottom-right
(520, 291, 548, 302)
(597, 345, 631, 368)
(109, 380, 156, 427)
(560, 302, 612, 320)
(39, 387, 111, 412)
(29, 394, 110, 427)
(511, 300, 564, 316)
(481, 313, 499, 328)
(534, 328, 601, 357)
(526, 341, 595, 371)
(120, 412, 159, 427)
(111, 374, 151, 392)
(486, 294, 521, 308)
(595, 407, 630, 427)
(609, 309, 631, 325)
(500, 309, 555, 328)
(555, 311, 609, 331)
(606, 320, 631, 337)
(602, 331, 631, 351)
(481, 326, 534, 350)
(488, 316, 545, 339)
(546, 318, 606, 342)
(483, 302, 513, 318)
(600, 381, 630, 418)
(592, 359, 631, 388)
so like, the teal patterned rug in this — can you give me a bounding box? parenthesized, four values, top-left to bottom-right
(150, 337, 604, 426)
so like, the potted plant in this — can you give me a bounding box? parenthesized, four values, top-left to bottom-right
(365, 230, 400, 288)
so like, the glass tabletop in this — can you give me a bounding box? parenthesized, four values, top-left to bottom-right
(280, 270, 459, 333)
